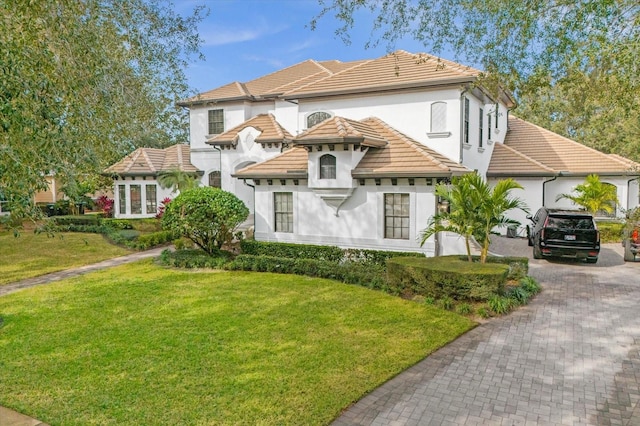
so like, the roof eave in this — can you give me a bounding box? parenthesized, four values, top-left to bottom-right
(282, 76, 477, 100)
(351, 170, 459, 179)
(176, 95, 254, 107)
(232, 171, 308, 179)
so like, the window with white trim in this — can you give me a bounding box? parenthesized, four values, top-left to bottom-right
(145, 184, 157, 214)
(384, 193, 410, 239)
(479, 108, 484, 148)
(488, 114, 492, 140)
(208, 171, 221, 188)
(208, 109, 224, 135)
(463, 98, 470, 144)
(430, 102, 447, 133)
(274, 192, 293, 233)
(118, 185, 126, 215)
(319, 154, 336, 179)
(130, 184, 142, 214)
(306, 111, 331, 128)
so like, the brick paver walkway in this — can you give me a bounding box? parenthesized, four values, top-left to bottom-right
(333, 240, 640, 425)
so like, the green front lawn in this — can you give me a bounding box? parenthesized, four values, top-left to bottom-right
(0, 260, 474, 425)
(0, 231, 132, 285)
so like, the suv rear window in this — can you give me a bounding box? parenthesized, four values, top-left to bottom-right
(546, 216, 594, 229)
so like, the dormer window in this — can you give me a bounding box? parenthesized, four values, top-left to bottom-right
(319, 154, 336, 179)
(307, 111, 331, 128)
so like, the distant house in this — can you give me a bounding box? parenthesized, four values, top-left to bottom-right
(107, 50, 640, 254)
(104, 144, 201, 219)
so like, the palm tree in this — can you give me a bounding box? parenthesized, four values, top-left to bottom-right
(472, 175, 529, 263)
(555, 174, 619, 216)
(420, 172, 529, 263)
(420, 173, 483, 262)
(157, 168, 200, 193)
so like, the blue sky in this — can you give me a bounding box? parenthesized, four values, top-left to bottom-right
(175, 0, 445, 94)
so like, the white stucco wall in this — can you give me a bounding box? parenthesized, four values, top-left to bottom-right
(253, 181, 438, 255)
(292, 89, 464, 163)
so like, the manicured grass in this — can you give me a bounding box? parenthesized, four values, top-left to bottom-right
(0, 231, 131, 285)
(0, 260, 475, 425)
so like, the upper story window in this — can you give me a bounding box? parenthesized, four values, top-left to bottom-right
(430, 102, 447, 133)
(495, 103, 499, 129)
(479, 107, 484, 148)
(488, 114, 492, 140)
(463, 98, 470, 144)
(307, 111, 331, 128)
(208, 109, 224, 135)
(319, 154, 336, 179)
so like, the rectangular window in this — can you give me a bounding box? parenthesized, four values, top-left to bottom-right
(208, 109, 224, 135)
(118, 185, 126, 215)
(274, 192, 293, 233)
(479, 108, 484, 148)
(130, 185, 142, 214)
(145, 184, 157, 214)
(384, 193, 410, 239)
(463, 98, 470, 145)
(495, 103, 499, 129)
(488, 114, 492, 140)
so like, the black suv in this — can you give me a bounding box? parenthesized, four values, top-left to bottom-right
(527, 207, 600, 263)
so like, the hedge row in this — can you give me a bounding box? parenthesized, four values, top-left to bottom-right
(387, 256, 510, 301)
(457, 255, 529, 281)
(239, 240, 425, 267)
(225, 255, 387, 289)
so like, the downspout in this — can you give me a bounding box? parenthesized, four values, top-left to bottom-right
(242, 179, 256, 235)
(542, 175, 558, 207)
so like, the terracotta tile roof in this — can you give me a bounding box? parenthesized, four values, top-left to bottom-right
(232, 147, 309, 179)
(488, 116, 640, 177)
(232, 116, 470, 179)
(179, 59, 365, 105)
(487, 143, 555, 177)
(283, 50, 481, 99)
(104, 144, 200, 176)
(293, 116, 387, 148)
(207, 114, 294, 146)
(352, 117, 471, 178)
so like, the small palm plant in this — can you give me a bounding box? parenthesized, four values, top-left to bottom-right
(157, 168, 200, 193)
(555, 174, 618, 216)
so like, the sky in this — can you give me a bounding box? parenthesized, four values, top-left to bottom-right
(174, 0, 449, 94)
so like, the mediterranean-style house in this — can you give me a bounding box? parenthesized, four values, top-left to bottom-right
(106, 50, 640, 256)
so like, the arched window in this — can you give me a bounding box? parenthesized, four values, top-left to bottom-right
(307, 111, 331, 128)
(430, 102, 447, 133)
(208, 171, 221, 188)
(319, 154, 336, 179)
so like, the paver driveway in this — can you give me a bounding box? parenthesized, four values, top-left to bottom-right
(333, 240, 640, 425)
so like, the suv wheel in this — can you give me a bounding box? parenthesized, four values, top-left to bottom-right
(624, 239, 635, 262)
(533, 239, 543, 259)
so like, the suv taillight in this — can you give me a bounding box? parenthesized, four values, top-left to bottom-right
(633, 229, 639, 242)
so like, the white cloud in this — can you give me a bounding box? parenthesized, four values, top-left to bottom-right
(201, 18, 288, 46)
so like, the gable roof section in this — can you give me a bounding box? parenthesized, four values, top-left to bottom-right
(294, 116, 387, 148)
(232, 147, 309, 179)
(179, 59, 365, 105)
(488, 116, 640, 177)
(353, 117, 471, 178)
(232, 116, 471, 179)
(104, 144, 200, 176)
(283, 50, 481, 99)
(207, 114, 294, 146)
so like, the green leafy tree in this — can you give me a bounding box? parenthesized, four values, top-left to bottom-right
(556, 174, 619, 215)
(161, 187, 249, 255)
(420, 173, 528, 263)
(313, 1, 640, 159)
(0, 0, 206, 221)
(157, 168, 201, 193)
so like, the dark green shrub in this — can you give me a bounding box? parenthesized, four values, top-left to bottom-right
(130, 218, 163, 233)
(240, 240, 344, 262)
(597, 221, 624, 243)
(387, 256, 508, 301)
(134, 231, 176, 250)
(342, 248, 425, 267)
(424, 297, 435, 305)
(437, 296, 454, 310)
(457, 255, 528, 280)
(507, 286, 530, 305)
(53, 215, 101, 226)
(519, 276, 541, 295)
(488, 295, 513, 315)
(158, 249, 231, 269)
(102, 219, 134, 230)
(456, 303, 473, 315)
(162, 187, 248, 255)
(477, 306, 491, 319)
